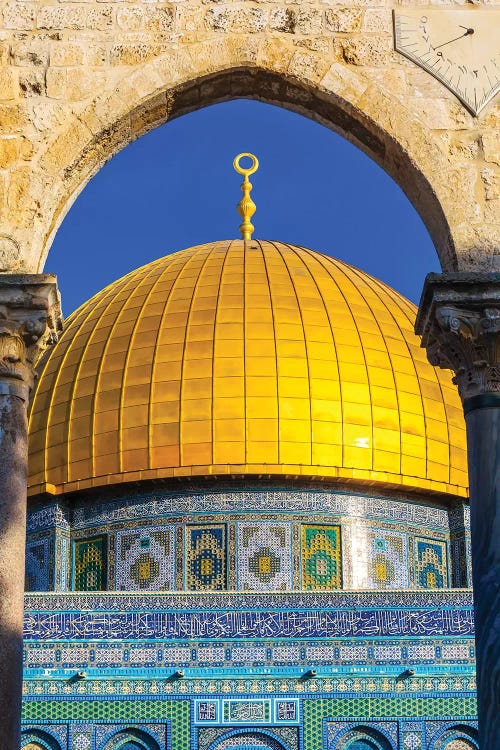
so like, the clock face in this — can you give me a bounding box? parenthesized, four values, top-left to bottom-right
(394, 9, 500, 116)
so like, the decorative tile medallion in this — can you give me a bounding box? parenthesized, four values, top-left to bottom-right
(115, 525, 175, 590)
(71, 726, 93, 750)
(403, 731, 423, 749)
(415, 538, 448, 589)
(302, 525, 341, 590)
(186, 525, 226, 591)
(367, 531, 408, 589)
(62, 723, 92, 750)
(73, 536, 107, 591)
(237, 522, 292, 590)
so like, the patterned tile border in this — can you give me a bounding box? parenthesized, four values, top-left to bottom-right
(22, 676, 477, 697)
(64, 490, 453, 532)
(23, 637, 475, 671)
(25, 590, 474, 612)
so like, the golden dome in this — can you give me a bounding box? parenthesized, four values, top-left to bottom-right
(28, 240, 468, 497)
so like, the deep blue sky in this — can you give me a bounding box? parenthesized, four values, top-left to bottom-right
(48, 99, 440, 315)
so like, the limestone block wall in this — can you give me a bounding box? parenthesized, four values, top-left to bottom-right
(0, 0, 498, 274)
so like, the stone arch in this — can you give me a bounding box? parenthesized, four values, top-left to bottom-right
(24, 37, 476, 275)
(207, 728, 290, 750)
(99, 727, 161, 750)
(20, 728, 62, 750)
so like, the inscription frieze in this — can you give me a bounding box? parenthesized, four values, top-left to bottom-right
(24, 607, 474, 641)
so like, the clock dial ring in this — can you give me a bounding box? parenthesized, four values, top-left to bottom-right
(394, 9, 500, 116)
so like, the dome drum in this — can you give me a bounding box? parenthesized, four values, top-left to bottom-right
(25, 484, 471, 594)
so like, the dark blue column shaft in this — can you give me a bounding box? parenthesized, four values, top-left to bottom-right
(465, 403, 500, 750)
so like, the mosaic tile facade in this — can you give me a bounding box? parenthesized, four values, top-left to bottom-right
(23, 700, 190, 746)
(95, 723, 166, 748)
(448, 503, 472, 589)
(23, 638, 475, 672)
(115, 526, 175, 591)
(426, 721, 479, 750)
(21, 696, 479, 749)
(302, 525, 342, 590)
(23, 488, 476, 749)
(237, 523, 292, 590)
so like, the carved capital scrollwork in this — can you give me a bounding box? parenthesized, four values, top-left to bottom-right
(416, 272, 500, 403)
(0, 275, 62, 399)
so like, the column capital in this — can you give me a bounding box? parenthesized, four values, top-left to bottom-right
(0, 274, 62, 399)
(416, 272, 500, 404)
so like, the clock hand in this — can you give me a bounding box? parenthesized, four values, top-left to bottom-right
(433, 27, 474, 51)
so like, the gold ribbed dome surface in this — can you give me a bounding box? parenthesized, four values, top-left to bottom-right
(28, 240, 468, 497)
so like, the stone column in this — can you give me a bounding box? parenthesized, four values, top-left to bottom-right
(416, 272, 500, 750)
(0, 275, 61, 750)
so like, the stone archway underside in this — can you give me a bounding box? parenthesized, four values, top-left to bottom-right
(0, 14, 497, 274)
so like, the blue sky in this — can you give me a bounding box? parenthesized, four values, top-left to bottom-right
(48, 99, 440, 315)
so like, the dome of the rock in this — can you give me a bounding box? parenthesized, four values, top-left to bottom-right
(28, 240, 467, 497)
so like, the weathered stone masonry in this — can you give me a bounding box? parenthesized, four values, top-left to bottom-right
(0, 0, 498, 274)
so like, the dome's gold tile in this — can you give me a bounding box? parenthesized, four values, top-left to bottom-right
(247, 397, 278, 418)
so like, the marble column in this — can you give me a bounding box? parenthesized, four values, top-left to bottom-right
(416, 272, 500, 750)
(0, 275, 61, 750)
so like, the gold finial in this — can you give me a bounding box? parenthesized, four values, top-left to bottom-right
(234, 152, 259, 241)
